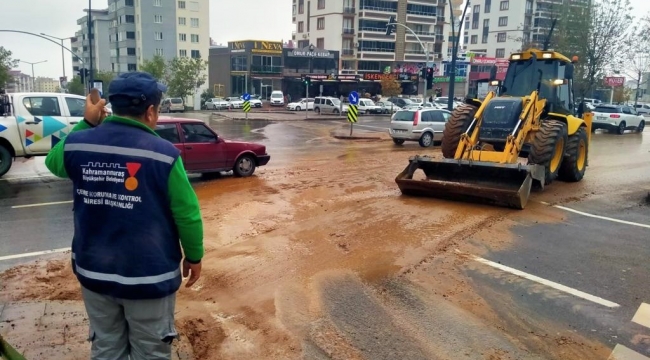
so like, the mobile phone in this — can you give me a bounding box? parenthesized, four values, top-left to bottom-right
(89, 88, 101, 105)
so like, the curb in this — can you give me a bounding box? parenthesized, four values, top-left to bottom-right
(332, 135, 384, 140)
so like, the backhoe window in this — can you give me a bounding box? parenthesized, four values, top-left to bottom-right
(501, 59, 572, 113)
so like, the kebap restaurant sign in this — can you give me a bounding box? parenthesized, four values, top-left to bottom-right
(289, 47, 334, 59)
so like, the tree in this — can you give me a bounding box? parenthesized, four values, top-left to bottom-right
(165, 57, 208, 99)
(613, 85, 632, 103)
(200, 88, 214, 105)
(0, 47, 19, 89)
(623, 15, 650, 106)
(139, 55, 167, 81)
(380, 77, 402, 98)
(67, 76, 85, 96)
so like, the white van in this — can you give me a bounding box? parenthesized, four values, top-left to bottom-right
(270, 91, 284, 106)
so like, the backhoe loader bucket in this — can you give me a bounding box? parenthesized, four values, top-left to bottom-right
(395, 156, 546, 209)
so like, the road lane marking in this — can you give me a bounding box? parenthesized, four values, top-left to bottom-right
(0, 247, 70, 262)
(608, 344, 650, 360)
(457, 250, 620, 308)
(11, 200, 73, 209)
(632, 303, 650, 329)
(550, 204, 650, 229)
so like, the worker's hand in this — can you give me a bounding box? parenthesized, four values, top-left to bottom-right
(84, 89, 107, 126)
(182, 259, 202, 288)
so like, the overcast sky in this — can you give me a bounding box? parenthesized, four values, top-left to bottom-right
(1, 0, 648, 79)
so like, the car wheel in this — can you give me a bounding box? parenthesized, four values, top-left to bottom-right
(296, 106, 301, 111)
(637, 120, 645, 133)
(0, 145, 12, 177)
(233, 155, 256, 177)
(392, 138, 405, 145)
(616, 121, 626, 135)
(316, 107, 321, 114)
(334, 108, 340, 114)
(419, 132, 434, 147)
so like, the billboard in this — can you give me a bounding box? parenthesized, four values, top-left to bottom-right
(604, 76, 625, 87)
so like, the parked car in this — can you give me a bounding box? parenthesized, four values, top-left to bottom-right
(287, 98, 314, 111)
(225, 97, 243, 109)
(387, 97, 414, 108)
(592, 104, 645, 134)
(160, 98, 184, 113)
(388, 108, 453, 147)
(269, 91, 285, 106)
(634, 103, 650, 116)
(357, 98, 383, 115)
(154, 117, 270, 177)
(376, 100, 401, 114)
(240, 95, 263, 108)
(314, 96, 348, 114)
(204, 98, 229, 110)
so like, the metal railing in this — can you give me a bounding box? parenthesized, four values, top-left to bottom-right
(250, 65, 283, 73)
(359, 26, 385, 32)
(358, 47, 395, 53)
(342, 49, 354, 55)
(343, 7, 355, 14)
(359, 5, 397, 12)
(343, 28, 355, 34)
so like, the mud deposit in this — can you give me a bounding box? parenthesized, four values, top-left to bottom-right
(1, 140, 618, 359)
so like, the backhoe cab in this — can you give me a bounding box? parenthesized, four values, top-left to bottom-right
(395, 49, 593, 209)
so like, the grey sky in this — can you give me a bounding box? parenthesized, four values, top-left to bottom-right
(1, 0, 647, 79)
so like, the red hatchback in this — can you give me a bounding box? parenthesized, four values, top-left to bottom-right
(154, 117, 270, 177)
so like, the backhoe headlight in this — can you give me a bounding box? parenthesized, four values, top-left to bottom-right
(543, 52, 553, 59)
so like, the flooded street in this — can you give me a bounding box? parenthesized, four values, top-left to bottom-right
(1, 114, 649, 359)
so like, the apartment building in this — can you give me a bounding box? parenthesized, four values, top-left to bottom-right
(464, 0, 591, 59)
(71, 0, 210, 74)
(6, 71, 33, 93)
(71, 9, 113, 74)
(34, 77, 61, 93)
(292, 0, 462, 76)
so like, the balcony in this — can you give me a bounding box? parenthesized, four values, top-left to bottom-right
(343, 7, 355, 14)
(359, 5, 398, 13)
(342, 28, 355, 35)
(359, 26, 384, 33)
(342, 49, 355, 56)
(250, 65, 283, 74)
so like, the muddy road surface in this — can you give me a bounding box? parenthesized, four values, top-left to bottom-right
(1, 117, 649, 359)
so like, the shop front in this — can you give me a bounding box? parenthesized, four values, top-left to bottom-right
(467, 57, 509, 99)
(282, 46, 342, 101)
(359, 72, 419, 98)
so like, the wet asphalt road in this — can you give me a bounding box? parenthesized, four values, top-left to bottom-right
(1, 112, 649, 358)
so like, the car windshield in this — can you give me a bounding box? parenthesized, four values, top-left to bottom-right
(594, 106, 620, 113)
(401, 99, 414, 105)
(393, 111, 415, 122)
(171, 98, 183, 104)
(331, 98, 341, 105)
(271, 93, 282, 98)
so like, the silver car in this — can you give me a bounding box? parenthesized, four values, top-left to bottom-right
(389, 108, 452, 147)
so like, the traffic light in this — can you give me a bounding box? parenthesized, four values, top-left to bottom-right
(426, 67, 434, 89)
(386, 16, 396, 36)
(420, 67, 427, 79)
(304, 76, 311, 86)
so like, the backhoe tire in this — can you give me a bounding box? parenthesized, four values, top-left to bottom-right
(441, 104, 478, 158)
(558, 126, 588, 182)
(528, 120, 568, 186)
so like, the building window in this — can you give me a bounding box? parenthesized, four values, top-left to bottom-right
(471, 35, 478, 44)
(298, 21, 304, 32)
(179, 49, 187, 57)
(482, 34, 488, 43)
(126, 31, 135, 39)
(155, 32, 163, 40)
(125, 15, 134, 23)
(496, 48, 505, 58)
(318, 0, 325, 9)
(155, 48, 164, 56)
(498, 16, 508, 26)
(153, 0, 161, 6)
(127, 48, 136, 56)
(178, 0, 186, 8)
(191, 50, 201, 58)
(299, 0, 304, 14)
(189, 1, 199, 11)
(485, 1, 491, 13)
(317, 17, 325, 30)
(483, 19, 489, 28)
(497, 32, 506, 42)
(125, 0, 134, 6)
(473, 5, 480, 14)
(179, 17, 186, 25)
(472, 20, 479, 29)
(317, 38, 324, 48)
(191, 18, 199, 27)
(154, 15, 163, 23)
(179, 33, 187, 41)
(500, 1, 509, 10)
(191, 34, 199, 43)
(128, 64, 137, 71)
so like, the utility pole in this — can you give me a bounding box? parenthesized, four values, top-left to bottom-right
(447, 0, 471, 111)
(20, 60, 47, 92)
(87, 0, 94, 91)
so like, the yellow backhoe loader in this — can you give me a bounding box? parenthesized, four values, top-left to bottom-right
(395, 48, 593, 209)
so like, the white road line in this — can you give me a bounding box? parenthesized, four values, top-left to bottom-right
(0, 247, 70, 262)
(552, 205, 650, 229)
(608, 344, 650, 360)
(632, 303, 650, 329)
(11, 200, 73, 209)
(462, 251, 620, 308)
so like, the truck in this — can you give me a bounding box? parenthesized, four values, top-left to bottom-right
(0, 92, 89, 177)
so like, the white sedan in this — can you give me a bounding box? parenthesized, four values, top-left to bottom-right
(376, 100, 401, 114)
(225, 97, 243, 109)
(287, 98, 314, 111)
(592, 104, 645, 134)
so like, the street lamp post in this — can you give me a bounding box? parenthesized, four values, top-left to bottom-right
(20, 60, 47, 92)
(40, 33, 75, 80)
(446, 0, 472, 111)
(386, 18, 430, 104)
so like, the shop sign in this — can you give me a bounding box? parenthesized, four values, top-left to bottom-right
(433, 76, 466, 83)
(228, 40, 283, 54)
(289, 47, 334, 59)
(363, 73, 418, 81)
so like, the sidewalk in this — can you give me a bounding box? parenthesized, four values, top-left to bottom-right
(0, 301, 194, 359)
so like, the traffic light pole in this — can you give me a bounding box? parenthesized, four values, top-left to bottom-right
(386, 18, 430, 104)
(305, 81, 309, 119)
(447, 0, 471, 111)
